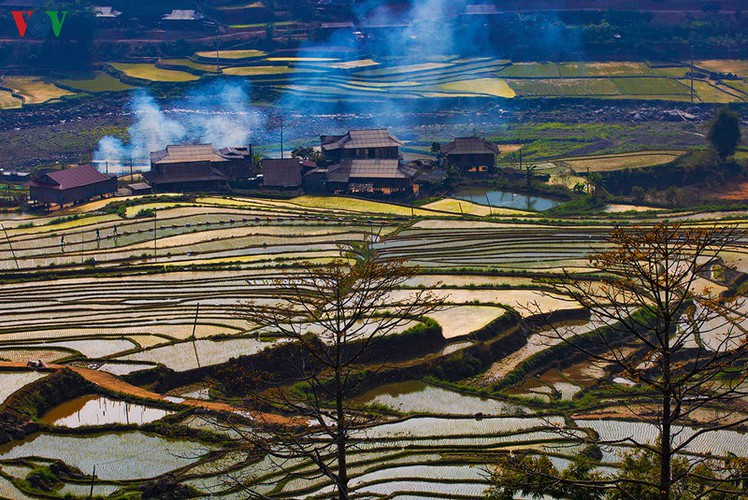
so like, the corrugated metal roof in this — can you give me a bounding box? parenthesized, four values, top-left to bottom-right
(262, 159, 303, 188)
(442, 137, 500, 155)
(328, 159, 412, 182)
(151, 144, 229, 165)
(144, 164, 228, 185)
(26, 165, 114, 191)
(322, 129, 402, 151)
(162, 9, 203, 21)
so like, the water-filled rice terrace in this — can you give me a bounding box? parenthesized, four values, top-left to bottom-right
(1, 194, 748, 498)
(2, 56, 747, 108)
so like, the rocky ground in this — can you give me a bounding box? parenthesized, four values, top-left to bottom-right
(0, 93, 745, 170)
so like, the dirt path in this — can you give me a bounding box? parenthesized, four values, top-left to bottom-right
(0, 362, 288, 425)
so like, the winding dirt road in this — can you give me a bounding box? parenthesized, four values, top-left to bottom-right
(0, 362, 288, 425)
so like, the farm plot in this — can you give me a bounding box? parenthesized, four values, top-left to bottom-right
(375, 224, 609, 272)
(427, 305, 507, 338)
(0, 89, 22, 109)
(508, 78, 619, 97)
(0, 371, 45, 405)
(56, 71, 135, 93)
(355, 381, 526, 415)
(696, 60, 748, 77)
(221, 65, 311, 76)
(437, 78, 516, 98)
(119, 337, 272, 371)
(41, 395, 172, 427)
(0, 76, 74, 104)
(222, 416, 584, 498)
(690, 80, 745, 103)
(575, 419, 748, 461)
(558, 62, 660, 77)
(195, 49, 266, 60)
(109, 63, 200, 82)
(0, 432, 211, 481)
(557, 150, 684, 172)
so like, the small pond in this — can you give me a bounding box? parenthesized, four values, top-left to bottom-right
(41, 395, 172, 427)
(453, 189, 561, 211)
(355, 380, 526, 415)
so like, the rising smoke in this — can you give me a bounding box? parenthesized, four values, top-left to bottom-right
(94, 80, 265, 165)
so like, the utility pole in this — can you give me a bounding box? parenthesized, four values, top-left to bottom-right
(214, 25, 221, 73)
(153, 209, 157, 262)
(88, 465, 96, 499)
(280, 118, 285, 159)
(1, 224, 19, 269)
(690, 30, 695, 104)
(191, 304, 201, 369)
(129, 157, 133, 181)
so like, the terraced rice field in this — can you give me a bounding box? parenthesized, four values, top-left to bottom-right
(6, 56, 746, 105)
(1, 194, 747, 498)
(0, 76, 74, 104)
(0, 89, 22, 109)
(109, 63, 201, 83)
(195, 49, 266, 60)
(557, 150, 684, 172)
(56, 72, 135, 93)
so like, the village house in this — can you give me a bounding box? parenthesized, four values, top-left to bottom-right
(326, 159, 414, 195)
(144, 144, 254, 192)
(26, 165, 116, 208)
(318, 129, 416, 194)
(321, 129, 402, 164)
(441, 137, 501, 174)
(262, 158, 309, 189)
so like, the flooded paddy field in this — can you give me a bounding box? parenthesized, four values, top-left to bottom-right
(0, 194, 746, 498)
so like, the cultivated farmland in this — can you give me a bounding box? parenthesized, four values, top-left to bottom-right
(0, 194, 747, 498)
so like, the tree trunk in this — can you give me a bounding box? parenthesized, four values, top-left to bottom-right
(336, 431, 348, 500)
(335, 367, 349, 500)
(659, 384, 672, 500)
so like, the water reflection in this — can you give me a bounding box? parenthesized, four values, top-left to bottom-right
(453, 189, 561, 211)
(41, 395, 171, 427)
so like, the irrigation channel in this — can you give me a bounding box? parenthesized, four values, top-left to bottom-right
(0, 194, 747, 498)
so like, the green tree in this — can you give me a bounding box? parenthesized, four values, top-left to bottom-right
(524, 163, 537, 188)
(441, 164, 461, 192)
(487, 447, 748, 500)
(708, 108, 742, 160)
(587, 171, 602, 201)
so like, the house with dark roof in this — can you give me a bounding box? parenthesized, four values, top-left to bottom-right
(261, 158, 306, 189)
(26, 165, 117, 207)
(144, 144, 254, 192)
(442, 137, 501, 174)
(326, 159, 414, 194)
(321, 129, 402, 164)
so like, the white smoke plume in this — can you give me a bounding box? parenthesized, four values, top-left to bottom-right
(94, 80, 265, 165)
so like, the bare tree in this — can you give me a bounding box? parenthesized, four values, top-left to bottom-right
(225, 246, 444, 499)
(491, 223, 748, 499)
